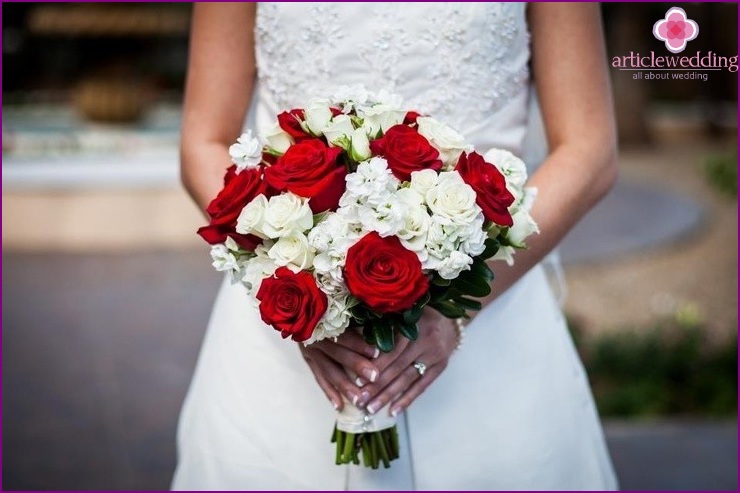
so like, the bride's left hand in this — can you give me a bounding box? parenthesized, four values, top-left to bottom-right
(357, 307, 458, 417)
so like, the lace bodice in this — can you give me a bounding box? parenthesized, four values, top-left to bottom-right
(252, 2, 531, 154)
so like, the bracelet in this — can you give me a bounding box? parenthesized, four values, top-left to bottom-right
(454, 318, 467, 350)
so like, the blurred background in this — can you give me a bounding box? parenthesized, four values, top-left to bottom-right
(2, 3, 737, 490)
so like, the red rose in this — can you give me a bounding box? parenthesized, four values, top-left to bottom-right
(277, 109, 311, 140)
(455, 152, 515, 227)
(256, 267, 328, 342)
(265, 138, 347, 213)
(369, 124, 442, 182)
(197, 166, 267, 250)
(403, 111, 421, 125)
(344, 232, 429, 314)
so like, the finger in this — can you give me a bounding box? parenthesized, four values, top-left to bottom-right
(316, 342, 380, 384)
(372, 334, 411, 373)
(333, 330, 381, 359)
(311, 351, 369, 407)
(303, 356, 343, 410)
(389, 363, 445, 416)
(362, 338, 420, 398)
(364, 364, 421, 415)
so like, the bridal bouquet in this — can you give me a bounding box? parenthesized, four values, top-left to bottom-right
(198, 86, 538, 468)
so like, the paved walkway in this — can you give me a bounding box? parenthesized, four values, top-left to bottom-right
(2, 251, 736, 490)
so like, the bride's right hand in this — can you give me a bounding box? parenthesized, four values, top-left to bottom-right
(299, 330, 409, 410)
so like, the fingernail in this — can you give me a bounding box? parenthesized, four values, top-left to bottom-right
(372, 348, 380, 359)
(391, 407, 401, 417)
(350, 393, 359, 406)
(362, 368, 378, 383)
(354, 377, 366, 387)
(333, 401, 340, 410)
(366, 400, 379, 414)
(357, 390, 370, 407)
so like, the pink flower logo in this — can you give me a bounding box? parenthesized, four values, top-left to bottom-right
(653, 7, 698, 54)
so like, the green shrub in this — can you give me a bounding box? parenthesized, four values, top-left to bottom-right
(571, 320, 738, 417)
(703, 152, 738, 198)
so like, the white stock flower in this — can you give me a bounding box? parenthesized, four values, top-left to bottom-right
(372, 89, 403, 108)
(236, 195, 269, 238)
(263, 123, 293, 154)
(261, 193, 314, 239)
(304, 98, 333, 136)
(505, 187, 539, 248)
(323, 114, 356, 147)
(267, 232, 315, 271)
(459, 217, 487, 257)
(506, 208, 539, 248)
(359, 104, 406, 137)
(341, 157, 399, 207)
(331, 84, 370, 113)
(210, 244, 241, 273)
(490, 245, 516, 266)
(435, 250, 474, 280)
(416, 117, 472, 170)
(483, 148, 528, 190)
(425, 172, 480, 225)
(305, 294, 354, 344)
(357, 200, 404, 237)
(229, 130, 263, 172)
(409, 169, 439, 198)
(241, 244, 277, 294)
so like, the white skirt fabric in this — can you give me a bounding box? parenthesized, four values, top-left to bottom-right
(172, 264, 618, 490)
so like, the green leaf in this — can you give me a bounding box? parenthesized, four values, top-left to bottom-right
(429, 300, 467, 319)
(480, 238, 500, 259)
(373, 320, 395, 353)
(453, 296, 482, 311)
(431, 276, 452, 287)
(451, 271, 491, 297)
(403, 306, 423, 326)
(470, 258, 495, 284)
(398, 322, 419, 341)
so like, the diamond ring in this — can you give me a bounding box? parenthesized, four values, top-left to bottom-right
(412, 361, 427, 376)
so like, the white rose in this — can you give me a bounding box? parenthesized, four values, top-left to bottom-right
(417, 117, 473, 170)
(349, 127, 371, 162)
(304, 98, 333, 136)
(425, 172, 481, 225)
(435, 250, 474, 280)
(323, 114, 356, 147)
(268, 232, 315, 271)
(236, 195, 269, 238)
(229, 130, 263, 172)
(263, 123, 293, 154)
(262, 193, 314, 239)
(483, 148, 528, 189)
(409, 169, 439, 198)
(397, 204, 431, 254)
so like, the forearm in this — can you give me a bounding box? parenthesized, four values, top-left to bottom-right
(181, 2, 257, 214)
(181, 140, 233, 213)
(483, 140, 617, 304)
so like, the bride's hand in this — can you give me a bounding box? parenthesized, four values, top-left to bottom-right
(299, 330, 406, 410)
(359, 307, 458, 417)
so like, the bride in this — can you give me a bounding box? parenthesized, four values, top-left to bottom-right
(172, 3, 619, 490)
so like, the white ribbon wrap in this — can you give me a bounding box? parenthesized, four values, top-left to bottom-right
(336, 397, 397, 433)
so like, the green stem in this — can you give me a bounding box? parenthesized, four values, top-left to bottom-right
(342, 432, 355, 463)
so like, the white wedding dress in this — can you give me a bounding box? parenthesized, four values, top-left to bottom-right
(172, 3, 618, 490)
